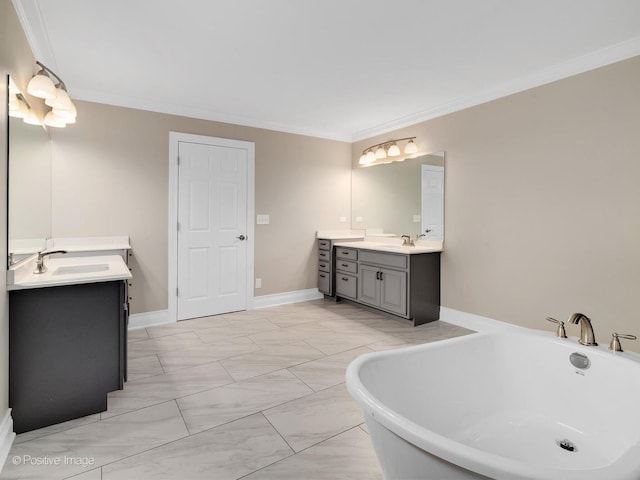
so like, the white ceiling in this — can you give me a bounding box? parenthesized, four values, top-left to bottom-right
(14, 0, 640, 142)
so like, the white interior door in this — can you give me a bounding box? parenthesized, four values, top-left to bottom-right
(177, 139, 250, 320)
(421, 165, 444, 240)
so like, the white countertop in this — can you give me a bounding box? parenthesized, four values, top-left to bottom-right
(8, 255, 132, 291)
(333, 240, 443, 255)
(316, 230, 365, 240)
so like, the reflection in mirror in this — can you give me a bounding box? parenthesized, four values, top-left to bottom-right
(8, 76, 53, 263)
(351, 152, 444, 240)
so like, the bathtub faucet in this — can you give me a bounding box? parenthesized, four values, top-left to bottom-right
(569, 313, 597, 346)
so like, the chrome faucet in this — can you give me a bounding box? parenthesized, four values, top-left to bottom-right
(569, 313, 597, 346)
(401, 235, 414, 246)
(34, 250, 67, 274)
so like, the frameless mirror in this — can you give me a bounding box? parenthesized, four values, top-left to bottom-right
(7, 75, 53, 263)
(351, 151, 444, 240)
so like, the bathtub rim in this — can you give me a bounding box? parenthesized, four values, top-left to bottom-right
(346, 329, 640, 480)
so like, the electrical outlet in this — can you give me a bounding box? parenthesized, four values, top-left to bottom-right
(413, 214, 421, 222)
(255, 278, 262, 289)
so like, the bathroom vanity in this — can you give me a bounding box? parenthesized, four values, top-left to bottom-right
(7, 250, 132, 433)
(320, 237, 442, 326)
(316, 231, 364, 297)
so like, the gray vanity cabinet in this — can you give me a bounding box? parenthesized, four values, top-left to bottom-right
(335, 248, 358, 300)
(335, 246, 440, 326)
(9, 280, 128, 433)
(317, 239, 333, 295)
(317, 237, 362, 297)
(359, 264, 407, 316)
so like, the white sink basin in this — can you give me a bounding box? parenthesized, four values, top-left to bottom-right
(53, 264, 110, 275)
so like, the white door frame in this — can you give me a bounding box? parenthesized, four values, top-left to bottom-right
(168, 132, 255, 323)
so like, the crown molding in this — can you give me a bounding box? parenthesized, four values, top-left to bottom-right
(12, 0, 58, 70)
(70, 88, 352, 142)
(351, 37, 640, 142)
(12, 0, 640, 144)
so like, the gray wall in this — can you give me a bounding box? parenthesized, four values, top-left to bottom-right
(353, 56, 640, 351)
(0, 0, 37, 420)
(49, 102, 352, 314)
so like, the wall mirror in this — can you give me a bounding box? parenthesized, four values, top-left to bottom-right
(7, 75, 53, 264)
(351, 151, 444, 240)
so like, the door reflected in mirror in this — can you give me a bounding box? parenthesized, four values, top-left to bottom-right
(351, 152, 444, 240)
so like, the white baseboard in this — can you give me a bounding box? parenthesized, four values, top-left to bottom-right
(130, 289, 323, 329)
(440, 307, 522, 332)
(253, 288, 324, 309)
(0, 409, 15, 474)
(128, 309, 171, 330)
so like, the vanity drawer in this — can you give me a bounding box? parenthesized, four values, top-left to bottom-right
(318, 239, 331, 251)
(318, 271, 331, 294)
(336, 273, 357, 300)
(336, 247, 358, 261)
(336, 259, 357, 274)
(318, 249, 332, 262)
(360, 250, 407, 269)
(318, 260, 331, 273)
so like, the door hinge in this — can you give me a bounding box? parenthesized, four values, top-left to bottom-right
(176, 288, 179, 296)
(177, 221, 180, 231)
(177, 156, 180, 166)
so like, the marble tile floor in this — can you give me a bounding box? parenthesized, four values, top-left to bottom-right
(1, 299, 473, 480)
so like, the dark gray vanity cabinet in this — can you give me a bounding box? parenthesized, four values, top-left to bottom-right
(335, 247, 441, 326)
(9, 280, 128, 433)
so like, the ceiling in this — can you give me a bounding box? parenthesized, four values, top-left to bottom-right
(13, 0, 640, 142)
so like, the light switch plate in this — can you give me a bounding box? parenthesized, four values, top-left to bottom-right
(256, 214, 270, 225)
(255, 278, 262, 289)
(355, 216, 364, 223)
(339, 216, 347, 223)
(413, 214, 421, 223)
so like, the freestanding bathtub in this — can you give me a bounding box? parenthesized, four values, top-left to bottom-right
(346, 329, 640, 480)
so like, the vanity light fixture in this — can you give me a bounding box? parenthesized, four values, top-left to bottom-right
(359, 137, 418, 165)
(26, 61, 77, 128)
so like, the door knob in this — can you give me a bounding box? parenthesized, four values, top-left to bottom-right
(236, 235, 246, 241)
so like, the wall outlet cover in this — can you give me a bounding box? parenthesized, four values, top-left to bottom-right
(413, 214, 421, 222)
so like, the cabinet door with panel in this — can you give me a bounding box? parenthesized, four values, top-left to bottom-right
(358, 264, 381, 307)
(379, 268, 407, 316)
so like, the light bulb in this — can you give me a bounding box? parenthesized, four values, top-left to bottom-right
(404, 139, 418, 154)
(387, 143, 400, 156)
(365, 150, 376, 163)
(44, 110, 67, 128)
(45, 86, 73, 110)
(27, 71, 57, 99)
(375, 146, 387, 159)
(359, 153, 369, 165)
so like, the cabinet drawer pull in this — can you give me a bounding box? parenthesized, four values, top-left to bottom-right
(376, 271, 380, 280)
(319, 274, 326, 278)
(342, 277, 349, 281)
(341, 263, 348, 267)
(379, 272, 384, 281)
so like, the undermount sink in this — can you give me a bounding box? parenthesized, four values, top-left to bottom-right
(53, 264, 110, 275)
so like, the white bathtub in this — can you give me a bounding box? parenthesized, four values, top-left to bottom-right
(346, 330, 640, 480)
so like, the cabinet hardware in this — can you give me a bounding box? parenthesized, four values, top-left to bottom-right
(341, 263, 348, 267)
(376, 271, 380, 280)
(379, 272, 384, 281)
(319, 273, 326, 278)
(342, 277, 349, 281)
